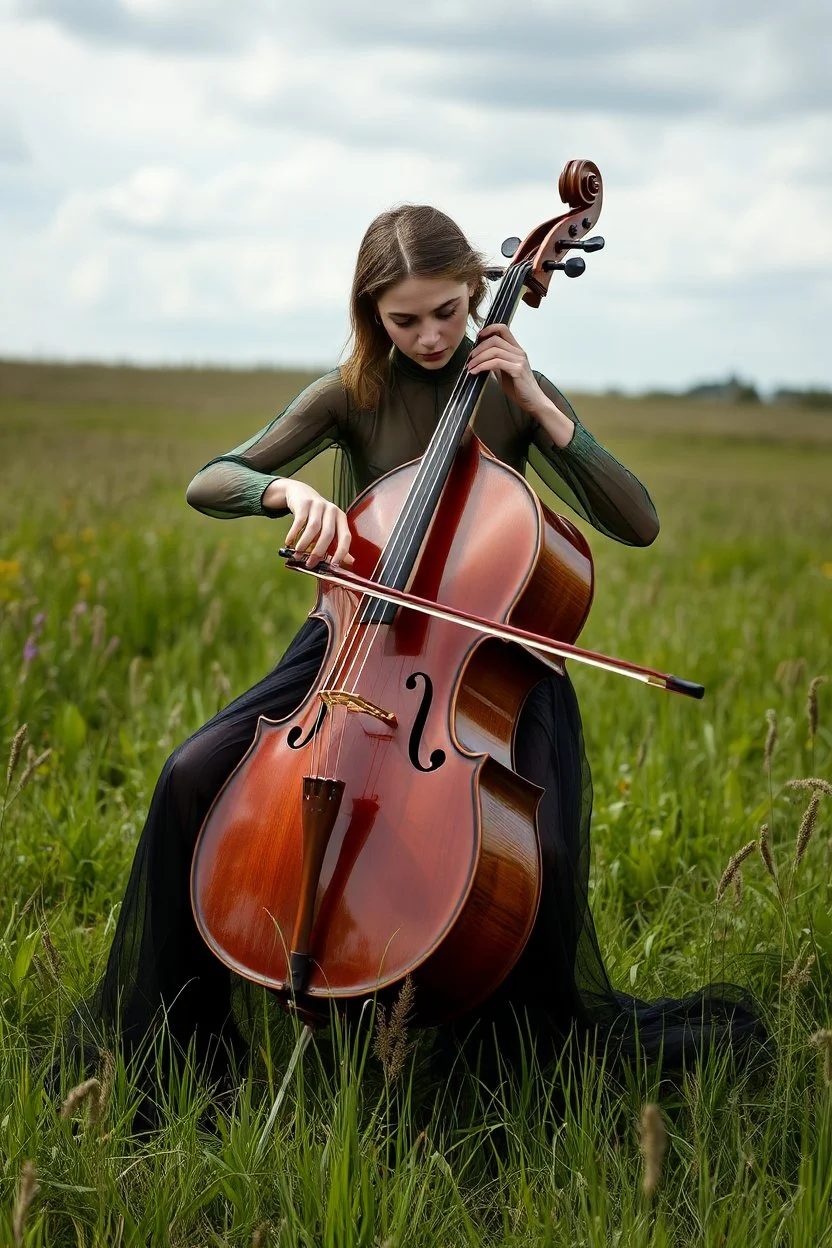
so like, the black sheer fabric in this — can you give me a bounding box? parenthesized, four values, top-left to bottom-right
(79, 618, 764, 1084)
(70, 346, 766, 1087)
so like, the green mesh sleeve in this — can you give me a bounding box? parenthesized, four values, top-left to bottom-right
(185, 370, 348, 519)
(526, 374, 660, 547)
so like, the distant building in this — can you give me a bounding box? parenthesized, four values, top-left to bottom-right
(685, 375, 760, 403)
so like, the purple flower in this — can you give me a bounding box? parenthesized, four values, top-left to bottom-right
(33, 611, 47, 632)
(72, 602, 88, 615)
(23, 636, 39, 662)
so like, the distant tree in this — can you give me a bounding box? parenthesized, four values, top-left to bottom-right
(735, 382, 761, 404)
(773, 387, 832, 410)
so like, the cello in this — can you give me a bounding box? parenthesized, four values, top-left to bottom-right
(191, 160, 701, 1027)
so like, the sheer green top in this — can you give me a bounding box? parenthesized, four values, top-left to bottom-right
(186, 339, 659, 547)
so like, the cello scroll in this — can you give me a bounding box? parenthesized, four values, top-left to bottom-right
(485, 158, 604, 304)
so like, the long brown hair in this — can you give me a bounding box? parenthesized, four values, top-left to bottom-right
(341, 205, 487, 411)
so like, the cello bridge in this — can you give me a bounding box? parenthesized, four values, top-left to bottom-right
(319, 689, 397, 726)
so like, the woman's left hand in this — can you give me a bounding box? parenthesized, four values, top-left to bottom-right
(466, 323, 545, 415)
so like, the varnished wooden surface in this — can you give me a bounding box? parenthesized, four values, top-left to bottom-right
(191, 438, 592, 1022)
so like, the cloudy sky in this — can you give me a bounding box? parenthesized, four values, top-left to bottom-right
(1, 0, 830, 392)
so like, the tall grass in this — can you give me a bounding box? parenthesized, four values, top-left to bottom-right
(1, 366, 830, 1244)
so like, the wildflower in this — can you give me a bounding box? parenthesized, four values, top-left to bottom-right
(0, 559, 22, 603)
(39, 925, 62, 981)
(32, 611, 46, 633)
(97, 1050, 115, 1124)
(12, 1160, 38, 1247)
(103, 636, 120, 661)
(61, 1076, 102, 1122)
(210, 660, 231, 702)
(807, 676, 827, 742)
(784, 949, 816, 993)
(638, 1102, 667, 1199)
(716, 840, 756, 902)
(23, 636, 39, 663)
(6, 723, 28, 787)
(166, 702, 183, 735)
(763, 709, 777, 773)
(7, 747, 52, 805)
(758, 823, 776, 880)
(91, 603, 106, 649)
(373, 976, 415, 1081)
(794, 792, 821, 870)
(69, 601, 88, 647)
(786, 778, 832, 797)
(809, 1030, 832, 1088)
(128, 656, 146, 709)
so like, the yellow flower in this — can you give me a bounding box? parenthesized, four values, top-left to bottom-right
(823, 562, 832, 579)
(53, 533, 74, 552)
(77, 570, 92, 590)
(81, 527, 96, 544)
(0, 559, 22, 602)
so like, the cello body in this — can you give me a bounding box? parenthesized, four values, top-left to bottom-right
(191, 435, 593, 1025)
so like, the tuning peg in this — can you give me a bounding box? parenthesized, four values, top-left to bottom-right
(500, 236, 521, 258)
(556, 235, 605, 254)
(542, 256, 586, 278)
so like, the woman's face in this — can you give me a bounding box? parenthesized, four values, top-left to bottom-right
(376, 275, 472, 369)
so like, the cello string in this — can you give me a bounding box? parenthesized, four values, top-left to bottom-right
(323, 264, 527, 781)
(331, 264, 523, 687)
(326, 266, 529, 776)
(331, 264, 527, 701)
(323, 267, 520, 715)
(310, 261, 527, 779)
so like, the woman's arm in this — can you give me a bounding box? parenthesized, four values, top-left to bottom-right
(466, 325, 659, 547)
(526, 374, 660, 547)
(185, 370, 347, 520)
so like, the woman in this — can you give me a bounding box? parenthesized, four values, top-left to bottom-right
(92, 204, 763, 1082)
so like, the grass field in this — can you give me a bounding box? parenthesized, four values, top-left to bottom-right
(1, 360, 830, 1246)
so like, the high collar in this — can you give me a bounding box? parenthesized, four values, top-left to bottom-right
(390, 336, 472, 385)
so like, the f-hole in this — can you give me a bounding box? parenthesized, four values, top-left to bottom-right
(405, 671, 446, 772)
(288, 702, 327, 750)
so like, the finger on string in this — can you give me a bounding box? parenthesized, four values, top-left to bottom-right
(468, 350, 521, 374)
(469, 338, 521, 359)
(476, 322, 515, 344)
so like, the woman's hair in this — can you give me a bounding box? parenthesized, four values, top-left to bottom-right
(341, 205, 487, 411)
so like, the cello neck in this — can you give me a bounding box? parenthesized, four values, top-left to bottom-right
(362, 260, 532, 626)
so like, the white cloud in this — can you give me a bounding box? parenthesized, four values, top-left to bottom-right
(0, 114, 29, 163)
(0, 0, 830, 390)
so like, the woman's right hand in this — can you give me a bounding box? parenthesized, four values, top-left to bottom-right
(281, 480, 354, 569)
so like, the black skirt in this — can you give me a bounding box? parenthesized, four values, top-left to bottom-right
(83, 617, 765, 1077)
